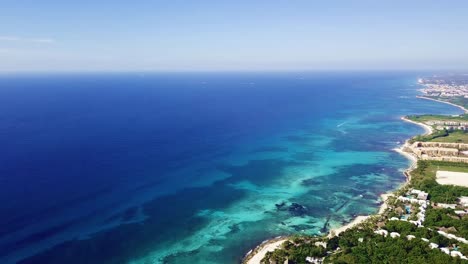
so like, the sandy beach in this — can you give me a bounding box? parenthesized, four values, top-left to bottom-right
(394, 147, 417, 168)
(244, 213, 372, 263)
(328, 192, 393, 238)
(417, 96, 468, 113)
(401, 116, 433, 135)
(327, 215, 370, 238)
(245, 238, 287, 264)
(393, 146, 418, 182)
(378, 193, 394, 214)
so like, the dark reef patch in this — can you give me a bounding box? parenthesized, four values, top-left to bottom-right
(288, 203, 308, 216)
(301, 178, 322, 186)
(19, 158, 304, 264)
(217, 159, 304, 186)
(19, 183, 247, 264)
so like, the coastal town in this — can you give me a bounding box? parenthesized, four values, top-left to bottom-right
(418, 75, 468, 98)
(243, 75, 468, 264)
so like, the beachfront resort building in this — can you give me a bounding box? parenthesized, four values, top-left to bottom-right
(406, 142, 468, 163)
(425, 121, 468, 131)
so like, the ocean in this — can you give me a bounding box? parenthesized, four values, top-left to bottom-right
(0, 72, 463, 264)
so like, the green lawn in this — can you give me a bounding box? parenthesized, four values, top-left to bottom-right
(411, 160, 468, 203)
(444, 96, 468, 110)
(410, 130, 448, 143)
(427, 130, 468, 143)
(406, 114, 468, 123)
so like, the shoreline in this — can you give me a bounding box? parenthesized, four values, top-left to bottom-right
(416, 95, 468, 113)
(393, 145, 418, 183)
(242, 93, 461, 264)
(243, 237, 287, 264)
(400, 116, 433, 135)
(327, 215, 370, 238)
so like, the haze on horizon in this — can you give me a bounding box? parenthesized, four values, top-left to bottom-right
(1, 0, 468, 72)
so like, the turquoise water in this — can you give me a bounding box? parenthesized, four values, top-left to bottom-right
(0, 72, 462, 263)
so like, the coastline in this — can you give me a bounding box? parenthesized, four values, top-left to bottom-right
(393, 146, 417, 182)
(243, 237, 287, 264)
(416, 95, 468, 113)
(242, 94, 461, 264)
(327, 215, 370, 238)
(400, 116, 433, 135)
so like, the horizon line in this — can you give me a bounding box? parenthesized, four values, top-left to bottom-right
(1, 68, 468, 75)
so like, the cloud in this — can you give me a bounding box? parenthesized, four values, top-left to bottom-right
(0, 35, 55, 44)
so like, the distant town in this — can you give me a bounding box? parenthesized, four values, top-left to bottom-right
(419, 74, 468, 98)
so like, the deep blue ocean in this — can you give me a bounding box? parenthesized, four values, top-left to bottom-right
(0, 72, 463, 263)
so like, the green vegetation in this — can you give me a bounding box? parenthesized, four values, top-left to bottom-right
(429, 130, 468, 143)
(261, 222, 465, 264)
(411, 160, 468, 203)
(425, 208, 468, 238)
(328, 225, 462, 264)
(262, 236, 327, 264)
(406, 112, 468, 143)
(406, 114, 468, 123)
(333, 238, 458, 263)
(410, 129, 449, 143)
(409, 130, 468, 144)
(443, 97, 468, 110)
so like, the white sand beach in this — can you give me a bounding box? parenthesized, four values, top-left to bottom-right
(378, 193, 394, 214)
(401, 116, 433, 135)
(246, 239, 287, 264)
(393, 146, 418, 181)
(328, 215, 370, 238)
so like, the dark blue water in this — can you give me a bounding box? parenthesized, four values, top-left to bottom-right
(0, 72, 462, 263)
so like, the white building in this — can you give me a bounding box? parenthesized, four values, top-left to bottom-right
(437, 203, 457, 209)
(459, 196, 468, 207)
(306, 256, 323, 264)
(374, 230, 388, 237)
(455, 210, 468, 216)
(314, 241, 327, 248)
(451, 251, 464, 258)
(441, 247, 450, 255)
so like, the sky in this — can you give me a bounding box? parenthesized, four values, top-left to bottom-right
(1, 0, 468, 72)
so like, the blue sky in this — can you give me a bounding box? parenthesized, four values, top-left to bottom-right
(1, 0, 468, 71)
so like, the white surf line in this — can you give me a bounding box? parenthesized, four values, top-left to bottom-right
(337, 121, 348, 128)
